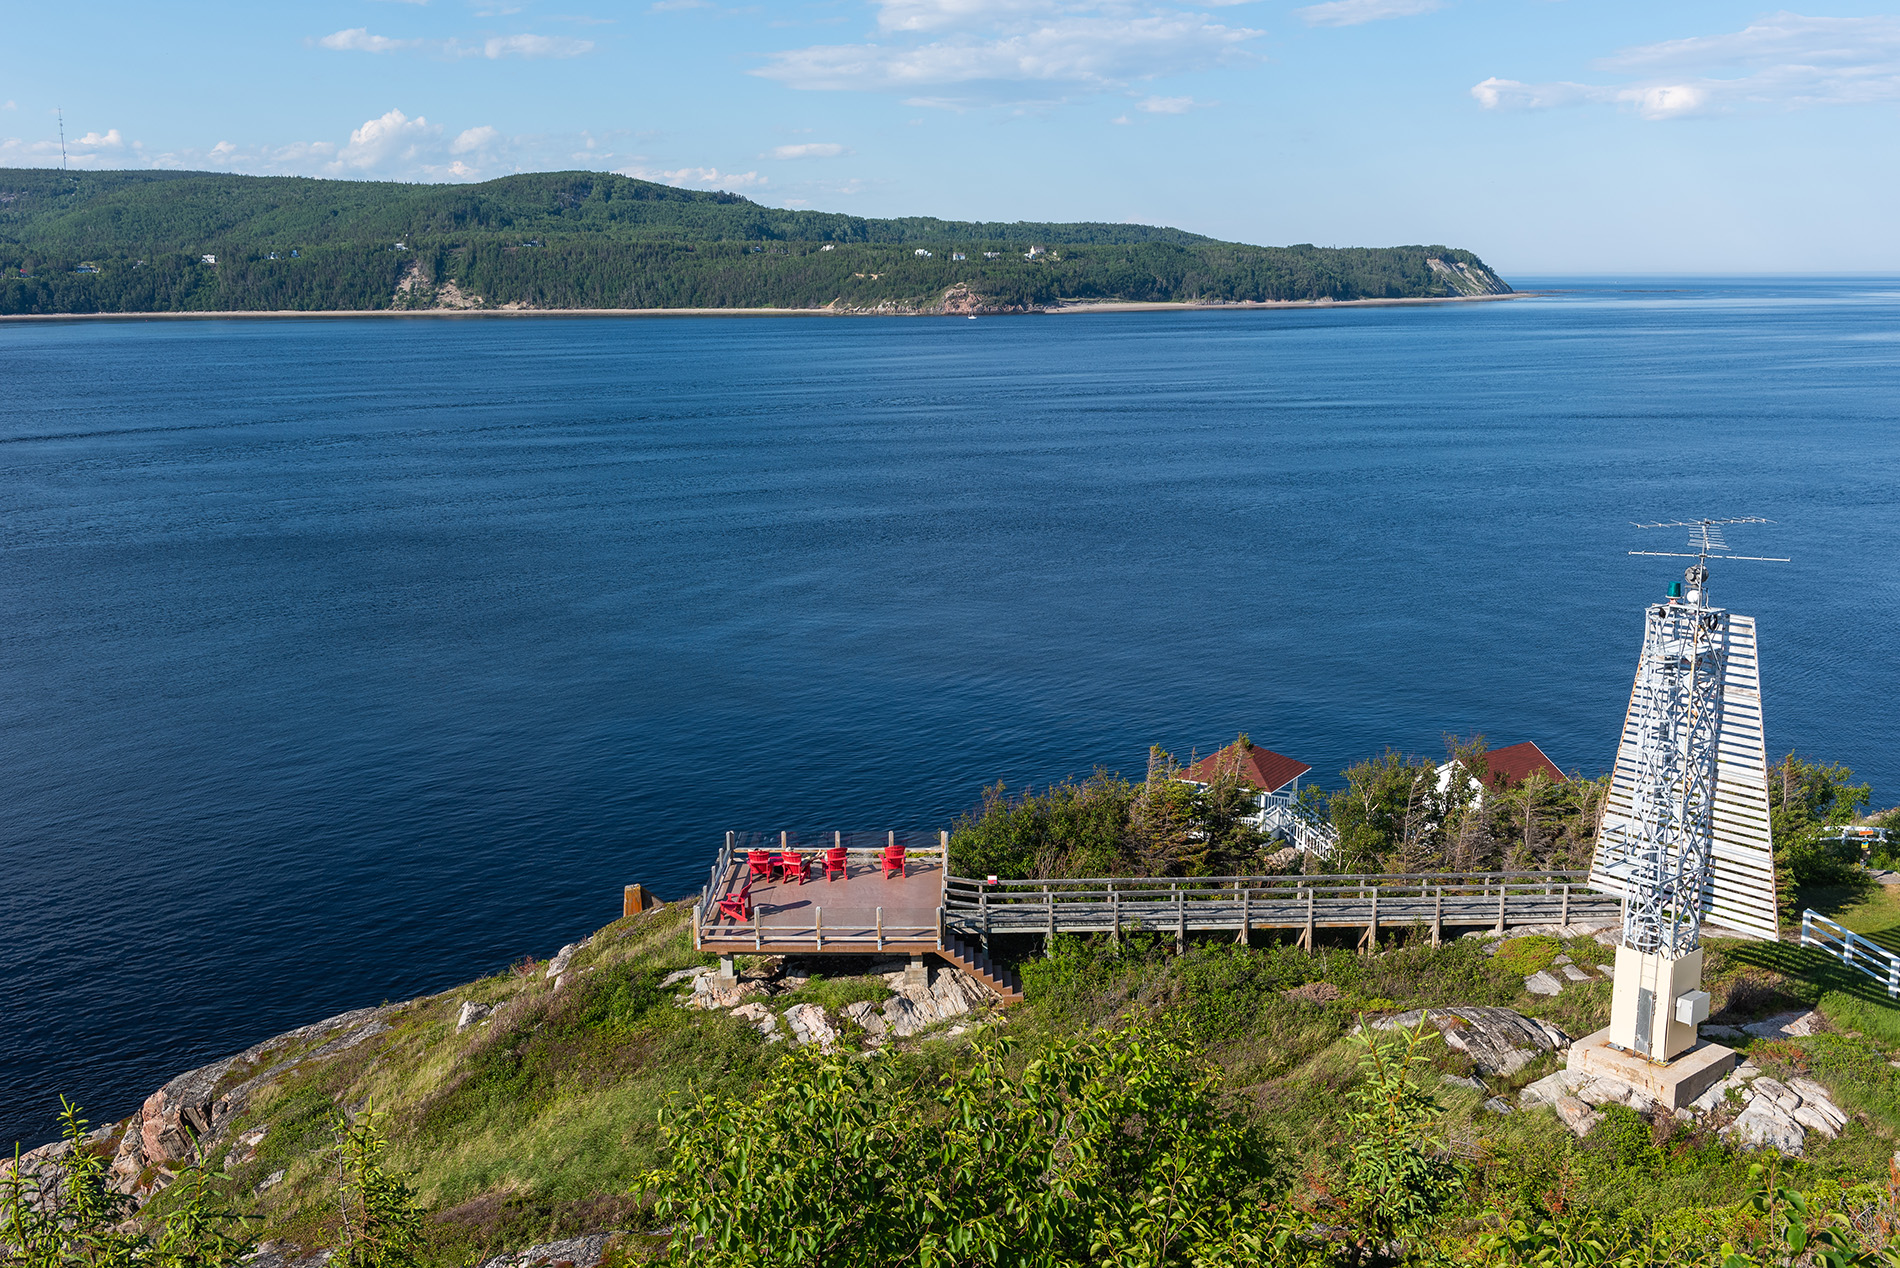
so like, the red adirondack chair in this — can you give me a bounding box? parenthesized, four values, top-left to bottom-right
(718, 879, 753, 922)
(780, 848, 809, 885)
(824, 845, 848, 881)
(881, 841, 906, 878)
(747, 850, 775, 880)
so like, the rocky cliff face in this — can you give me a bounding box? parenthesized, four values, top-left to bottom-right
(1426, 256, 1513, 296)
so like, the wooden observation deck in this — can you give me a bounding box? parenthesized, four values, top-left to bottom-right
(691, 832, 1620, 967)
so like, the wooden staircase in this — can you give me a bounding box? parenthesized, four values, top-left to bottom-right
(935, 933, 1025, 1006)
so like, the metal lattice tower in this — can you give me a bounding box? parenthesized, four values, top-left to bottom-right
(1603, 519, 1787, 957)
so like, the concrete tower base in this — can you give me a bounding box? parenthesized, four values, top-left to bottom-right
(1566, 1029, 1737, 1110)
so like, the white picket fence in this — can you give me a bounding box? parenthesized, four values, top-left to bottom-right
(1800, 909, 1900, 998)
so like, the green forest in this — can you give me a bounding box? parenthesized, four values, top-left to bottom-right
(0, 168, 1511, 314)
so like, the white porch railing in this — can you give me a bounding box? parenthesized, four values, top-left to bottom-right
(1800, 909, 1900, 998)
(1258, 793, 1340, 860)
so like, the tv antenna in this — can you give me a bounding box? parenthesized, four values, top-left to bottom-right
(1628, 517, 1789, 567)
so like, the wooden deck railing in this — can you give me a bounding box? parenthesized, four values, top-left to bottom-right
(941, 869, 1615, 948)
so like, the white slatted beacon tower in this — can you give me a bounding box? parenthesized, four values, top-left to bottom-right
(1568, 518, 1787, 1108)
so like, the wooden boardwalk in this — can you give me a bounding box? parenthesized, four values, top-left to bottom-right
(939, 871, 1619, 950)
(692, 833, 1619, 960)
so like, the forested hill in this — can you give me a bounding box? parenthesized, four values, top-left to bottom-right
(0, 168, 1512, 314)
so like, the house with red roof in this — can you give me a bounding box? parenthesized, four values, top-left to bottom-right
(1173, 735, 1341, 857)
(1478, 741, 1565, 790)
(1175, 735, 1311, 801)
(1435, 740, 1566, 806)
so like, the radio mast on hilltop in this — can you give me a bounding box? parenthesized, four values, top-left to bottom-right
(1578, 518, 1786, 1096)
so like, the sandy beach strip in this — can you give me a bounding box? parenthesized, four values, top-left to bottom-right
(0, 293, 1534, 323)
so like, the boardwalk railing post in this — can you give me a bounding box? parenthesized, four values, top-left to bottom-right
(1561, 883, 1570, 926)
(1239, 885, 1250, 947)
(1304, 885, 1315, 951)
(982, 888, 991, 954)
(877, 906, 884, 952)
(1174, 884, 1185, 955)
(1111, 883, 1121, 946)
(1495, 880, 1507, 936)
(755, 918, 762, 952)
(1432, 885, 1443, 947)
(816, 906, 823, 951)
(1045, 884, 1055, 952)
(1366, 887, 1379, 954)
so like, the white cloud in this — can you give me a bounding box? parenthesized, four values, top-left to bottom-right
(1109, 113, 1131, 124)
(649, 0, 712, 9)
(2, 100, 16, 111)
(451, 125, 502, 154)
(1475, 12, 1900, 121)
(755, 4, 1260, 99)
(75, 129, 125, 148)
(1138, 94, 1195, 113)
(770, 142, 845, 158)
(469, 33, 594, 58)
(625, 165, 766, 189)
(318, 27, 421, 53)
(337, 108, 440, 170)
(1296, 0, 1441, 28)
(316, 27, 593, 59)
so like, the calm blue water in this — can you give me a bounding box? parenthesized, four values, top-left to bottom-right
(4, 279, 1898, 1147)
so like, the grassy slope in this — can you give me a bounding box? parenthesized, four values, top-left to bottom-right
(0, 168, 1509, 314)
(114, 902, 1900, 1263)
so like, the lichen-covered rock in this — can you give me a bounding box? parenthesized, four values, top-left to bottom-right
(1524, 971, 1564, 996)
(1372, 1007, 1568, 1076)
(475, 1233, 616, 1268)
(1724, 1096, 1806, 1155)
(455, 1001, 493, 1032)
(1743, 1011, 1826, 1039)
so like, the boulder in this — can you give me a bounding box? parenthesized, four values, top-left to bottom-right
(783, 1004, 840, 1051)
(1524, 971, 1564, 996)
(729, 1002, 779, 1041)
(1483, 1097, 1515, 1115)
(1518, 1071, 1577, 1109)
(1554, 1096, 1601, 1137)
(1561, 965, 1592, 983)
(1724, 1095, 1806, 1155)
(546, 943, 582, 979)
(842, 1000, 888, 1038)
(455, 1001, 493, 1033)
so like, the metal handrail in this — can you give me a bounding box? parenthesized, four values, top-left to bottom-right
(1800, 909, 1900, 998)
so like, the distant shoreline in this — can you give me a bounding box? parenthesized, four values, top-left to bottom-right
(0, 293, 1534, 324)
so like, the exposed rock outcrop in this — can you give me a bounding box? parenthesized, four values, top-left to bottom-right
(1371, 1007, 1568, 1077)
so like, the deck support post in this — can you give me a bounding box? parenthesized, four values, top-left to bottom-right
(716, 954, 737, 983)
(904, 953, 928, 989)
(1364, 888, 1379, 954)
(1432, 887, 1443, 947)
(1495, 882, 1507, 936)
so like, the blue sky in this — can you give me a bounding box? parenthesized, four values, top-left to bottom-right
(3, 1, 1897, 273)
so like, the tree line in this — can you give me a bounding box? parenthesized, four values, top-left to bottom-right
(0, 167, 1508, 314)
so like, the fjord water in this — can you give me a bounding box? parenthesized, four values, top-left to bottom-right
(4, 279, 1898, 1146)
